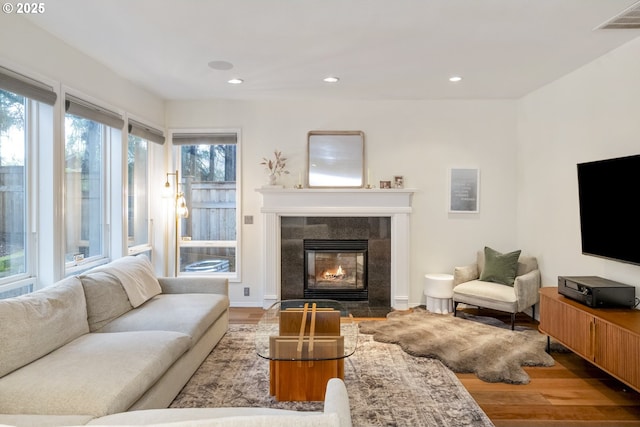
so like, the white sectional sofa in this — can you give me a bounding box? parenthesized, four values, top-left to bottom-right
(0, 256, 231, 426)
(0, 255, 353, 427)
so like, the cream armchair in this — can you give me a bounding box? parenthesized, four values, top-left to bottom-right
(452, 248, 541, 330)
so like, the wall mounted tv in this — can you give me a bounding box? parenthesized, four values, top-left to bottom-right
(577, 154, 640, 266)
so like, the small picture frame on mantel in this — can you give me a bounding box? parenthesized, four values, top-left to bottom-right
(448, 168, 480, 213)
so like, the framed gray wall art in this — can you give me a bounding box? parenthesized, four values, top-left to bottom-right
(448, 168, 480, 213)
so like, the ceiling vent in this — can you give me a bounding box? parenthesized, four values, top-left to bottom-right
(598, 1, 640, 29)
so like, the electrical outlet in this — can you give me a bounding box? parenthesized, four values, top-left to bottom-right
(244, 215, 253, 225)
(244, 287, 250, 296)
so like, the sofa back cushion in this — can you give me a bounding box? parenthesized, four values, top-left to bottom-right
(0, 276, 89, 377)
(79, 271, 133, 332)
(90, 256, 162, 308)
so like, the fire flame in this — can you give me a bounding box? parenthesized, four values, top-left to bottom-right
(323, 265, 345, 279)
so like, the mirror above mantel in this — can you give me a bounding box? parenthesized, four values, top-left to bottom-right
(307, 131, 364, 188)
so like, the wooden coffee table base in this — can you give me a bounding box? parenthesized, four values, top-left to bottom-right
(270, 358, 344, 401)
(265, 302, 350, 401)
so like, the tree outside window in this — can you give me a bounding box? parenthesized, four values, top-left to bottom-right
(64, 115, 104, 266)
(0, 89, 27, 279)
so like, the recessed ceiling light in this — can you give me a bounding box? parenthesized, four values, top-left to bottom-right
(449, 76, 463, 82)
(228, 78, 244, 85)
(323, 76, 340, 83)
(208, 60, 234, 71)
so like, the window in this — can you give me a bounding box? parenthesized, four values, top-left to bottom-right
(64, 95, 123, 273)
(127, 135, 149, 249)
(127, 119, 164, 254)
(0, 66, 56, 296)
(0, 89, 27, 282)
(172, 131, 240, 279)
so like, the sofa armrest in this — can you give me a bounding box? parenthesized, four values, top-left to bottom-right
(323, 378, 352, 427)
(453, 264, 479, 286)
(157, 277, 228, 296)
(514, 269, 541, 311)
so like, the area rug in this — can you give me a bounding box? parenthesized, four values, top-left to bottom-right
(171, 324, 494, 427)
(358, 307, 554, 384)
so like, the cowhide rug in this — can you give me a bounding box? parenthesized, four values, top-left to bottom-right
(358, 307, 554, 384)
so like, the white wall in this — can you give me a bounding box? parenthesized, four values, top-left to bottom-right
(166, 99, 519, 306)
(518, 36, 640, 296)
(0, 16, 164, 124)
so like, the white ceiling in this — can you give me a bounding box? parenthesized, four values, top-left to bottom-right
(26, 0, 640, 101)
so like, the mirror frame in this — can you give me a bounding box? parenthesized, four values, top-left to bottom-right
(307, 131, 365, 188)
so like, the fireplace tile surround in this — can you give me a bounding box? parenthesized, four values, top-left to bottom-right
(257, 188, 415, 315)
(281, 216, 391, 313)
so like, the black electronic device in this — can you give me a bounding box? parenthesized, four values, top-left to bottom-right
(558, 276, 635, 308)
(577, 154, 640, 266)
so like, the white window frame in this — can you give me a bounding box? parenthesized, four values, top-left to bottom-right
(0, 94, 37, 293)
(126, 132, 151, 256)
(170, 128, 242, 282)
(0, 62, 56, 297)
(125, 117, 165, 260)
(63, 91, 123, 276)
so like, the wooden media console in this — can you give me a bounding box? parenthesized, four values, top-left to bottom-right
(539, 286, 640, 392)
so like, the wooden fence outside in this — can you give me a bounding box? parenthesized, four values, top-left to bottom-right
(0, 166, 24, 243)
(184, 181, 236, 241)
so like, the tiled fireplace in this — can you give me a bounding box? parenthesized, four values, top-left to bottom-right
(257, 188, 415, 312)
(281, 217, 390, 306)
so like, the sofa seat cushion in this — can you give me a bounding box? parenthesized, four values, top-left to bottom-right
(0, 277, 89, 378)
(453, 279, 518, 312)
(0, 331, 191, 417)
(96, 293, 229, 345)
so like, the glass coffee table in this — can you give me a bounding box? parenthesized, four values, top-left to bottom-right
(255, 299, 358, 401)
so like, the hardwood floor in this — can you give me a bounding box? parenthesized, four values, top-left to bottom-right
(228, 307, 640, 426)
(456, 308, 640, 427)
(228, 306, 265, 325)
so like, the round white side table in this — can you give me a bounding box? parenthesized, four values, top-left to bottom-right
(424, 273, 454, 314)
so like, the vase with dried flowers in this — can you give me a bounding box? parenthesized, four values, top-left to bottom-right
(260, 150, 290, 186)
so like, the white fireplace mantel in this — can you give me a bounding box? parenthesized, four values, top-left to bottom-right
(256, 188, 416, 309)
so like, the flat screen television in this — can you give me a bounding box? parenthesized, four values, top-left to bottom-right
(577, 154, 640, 266)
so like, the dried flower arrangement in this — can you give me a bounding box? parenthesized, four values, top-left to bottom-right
(260, 150, 290, 179)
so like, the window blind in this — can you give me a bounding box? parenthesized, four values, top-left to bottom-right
(172, 132, 237, 145)
(128, 119, 165, 144)
(0, 66, 57, 105)
(65, 94, 124, 129)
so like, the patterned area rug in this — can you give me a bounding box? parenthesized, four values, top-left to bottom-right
(171, 324, 494, 427)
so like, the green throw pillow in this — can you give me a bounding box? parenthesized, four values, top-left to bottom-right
(479, 246, 521, 286)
